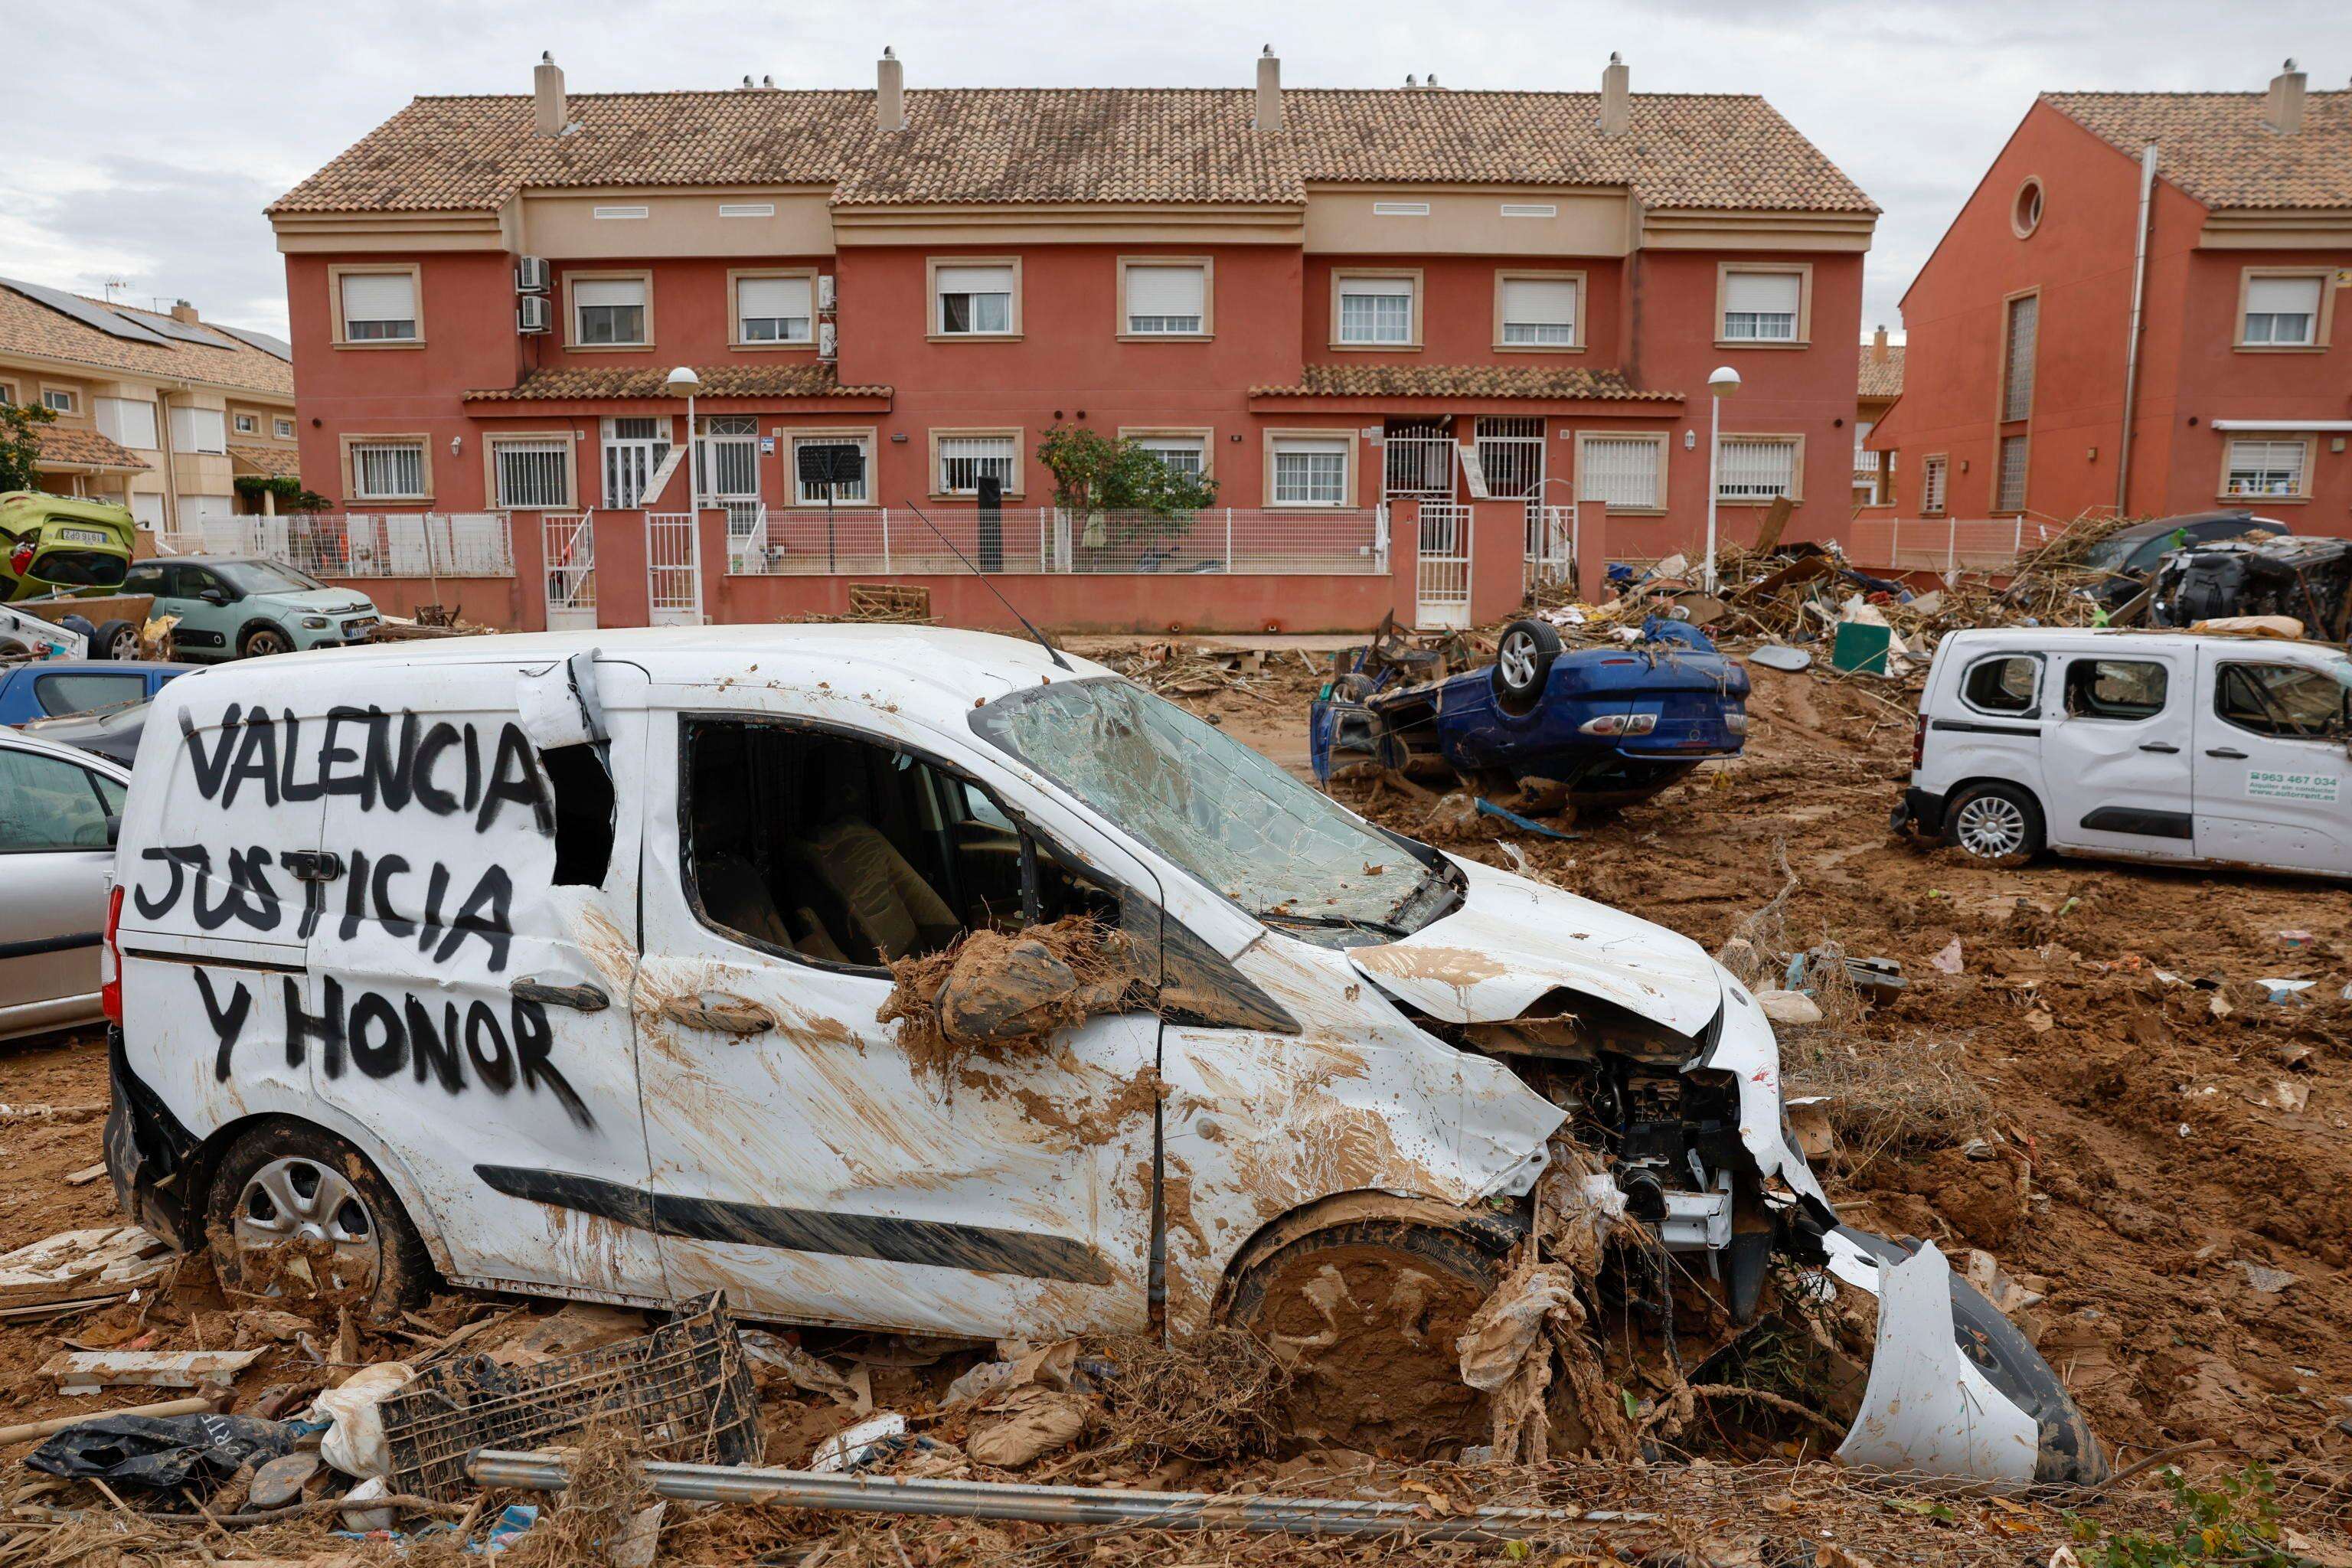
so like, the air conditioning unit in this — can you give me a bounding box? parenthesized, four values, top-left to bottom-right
(817, 321, 838, 361)
(516, 295, 552, 335)
(815, 275, 836, 312)
(514, 256, 551, 294)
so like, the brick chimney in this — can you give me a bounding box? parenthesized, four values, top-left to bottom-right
(534, 52, 567, 136)
(1600, 53, 1630, 137)
(170, 300, 200, 325)
(1871, 324, 1888, 363)
(877, 47, 905, 132)
(2262, 58, 2306, 134)
(1255, 46, 1282, 132)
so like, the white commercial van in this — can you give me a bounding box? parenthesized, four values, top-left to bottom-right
(1899, 628, 2352, 876)
(102, 626, 2097, 1479)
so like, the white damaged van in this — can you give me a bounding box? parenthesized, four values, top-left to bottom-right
(102, 626, 2099, 1480)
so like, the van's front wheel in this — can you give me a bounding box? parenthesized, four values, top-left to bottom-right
(1945, 782, 2043, 867)
(206, 1123, 432, 1320)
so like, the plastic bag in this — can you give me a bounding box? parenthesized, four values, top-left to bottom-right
(27, 1413, 294, 1494)
(307, 1360, 414, 1479)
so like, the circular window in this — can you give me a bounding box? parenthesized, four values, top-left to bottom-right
(2012, 178, 2045, 238)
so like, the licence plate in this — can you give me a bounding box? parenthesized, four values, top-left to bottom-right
(54, 527, 111, 545)
(344, 618, 378, 639)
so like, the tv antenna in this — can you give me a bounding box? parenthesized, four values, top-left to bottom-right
(899, 499, 1071, 671)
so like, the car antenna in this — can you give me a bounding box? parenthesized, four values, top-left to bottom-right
(899, 499, 1071, 671)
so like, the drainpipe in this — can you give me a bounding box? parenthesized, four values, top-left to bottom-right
(2115, 142, 2157, 518)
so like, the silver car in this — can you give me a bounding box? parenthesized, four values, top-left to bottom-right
(0, 727, 129, 1042)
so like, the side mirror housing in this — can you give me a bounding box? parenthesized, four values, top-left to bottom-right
(198, 588, 227, 606)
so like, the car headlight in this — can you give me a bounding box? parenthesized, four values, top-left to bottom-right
(1578, 713, 1659, 737)
(301, 616, 329, 629)
(1725, 711, 1749, 736)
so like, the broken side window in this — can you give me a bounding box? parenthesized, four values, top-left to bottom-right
(2063, 658, 2167, 722)
(1958, 655, 2039, 717)
(2214, 660, 2352, 742)
(540, 744, 615, 885)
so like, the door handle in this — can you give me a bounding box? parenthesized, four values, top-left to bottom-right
(511, 977, 610, 1012)
(2138, 743, 2180, 754)
(2205, 747, 2249, 760)
(658, 995, 775, 1035)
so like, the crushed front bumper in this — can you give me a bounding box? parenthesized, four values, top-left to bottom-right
(1890, 786, 1947, 838)
(102, 1027, 205, 1253)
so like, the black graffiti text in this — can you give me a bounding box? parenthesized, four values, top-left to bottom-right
(136, 844, 515, 974)
(180, 704, 550, 835)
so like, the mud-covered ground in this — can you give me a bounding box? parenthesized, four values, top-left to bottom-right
(4, 639, 2350, 1564)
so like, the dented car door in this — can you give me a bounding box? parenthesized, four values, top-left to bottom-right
(629, 689, 1164, 1338)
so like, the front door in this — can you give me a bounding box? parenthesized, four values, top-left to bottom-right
(1416, 501, 1472, 631)
(630, 697, 1163, 1338)
(601, 418, 670, 509)
(2193, 648, 2352, 876)
(2040, 649, 2195, 859)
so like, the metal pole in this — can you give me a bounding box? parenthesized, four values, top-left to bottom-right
(2116, 143, 2158, 518)
(1704, 396, 1721, 593)
(466, 1451, 1658, 1544)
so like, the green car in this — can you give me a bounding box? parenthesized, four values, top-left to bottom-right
(0, 492, 136, 602)
(120, 555, 381, 661)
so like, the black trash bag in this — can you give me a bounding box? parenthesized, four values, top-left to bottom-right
(27, 1413, 296, 1494)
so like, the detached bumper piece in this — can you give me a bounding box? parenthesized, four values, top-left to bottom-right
(102, 1028, 205, 1254)
(1892, 786, 1947, 838)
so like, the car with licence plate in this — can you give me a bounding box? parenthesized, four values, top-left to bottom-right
(120, 555, 379, 660)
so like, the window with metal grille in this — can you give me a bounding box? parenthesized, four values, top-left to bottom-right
(1125, 265, 1206, 335)
(1272, 439, 1348, 505)
(2001, 295, 2038, 422)
(573, 278, 648, 345)
(695, 417, 760, 498)
(1337, 277, 1413, 344)
(1716, 437, 1796, 502)
(738, 276, 813, 342)
(1474, 416, 1544, 498)
(609, 418, 662, 441)
(1996, 433, 2030, 512)
(1579, 436, 1663, 511)
(936, 266, 1014, 335)
(2242, 276, 2321, 346)
(494, 439, 570, 508)
(1721, 272, 1800, 341)
(2224, 439, 2307, 498)
(795, 438, 870, 504)
(1500, 278, 1577, 344)
(1134, 437, 1206, 476)
(1922, 456, 1948, 515)
(939, 435, 1017, 494)
(341, 273, 417, 341)
(351, 441, 426, 500)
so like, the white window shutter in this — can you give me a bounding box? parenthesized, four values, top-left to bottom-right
(1502, 278, 1578, 328)
(1340, 276, 1415, 298)
(2245, 276, 2321, 315)
(739, 276, 812, 319)
(936, 266, 1014, 296)
(574, 278, 645, 309)
(341, 273, 415, 319)
(1723, 272, 1800, 315)
(1126, 266, 1204, 318)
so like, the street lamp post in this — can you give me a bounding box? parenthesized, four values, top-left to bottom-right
(665, 365, 701, 508)
(1704, 365, 1741, 594)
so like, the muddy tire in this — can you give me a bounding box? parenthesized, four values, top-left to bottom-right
(1943, 782, 2043, 867)
(1223, 1217, 1506, 1458)
(238, 623, 292, 658)
(91, 619, 142, 661)
(206, 1122, 433, 1321)
(1491, 618, 1563, 716)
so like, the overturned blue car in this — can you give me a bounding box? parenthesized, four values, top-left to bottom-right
(1311, 614, 1749, 808)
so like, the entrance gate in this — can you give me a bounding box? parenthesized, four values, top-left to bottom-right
(542, 511, 597, 629)
(1415, 501, 1472, 630)
(645, 511, 703, 625)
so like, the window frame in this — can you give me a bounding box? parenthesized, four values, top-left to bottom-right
(1118, 426, 1215, 481)
(1714, 263, 1811, 348)
(483, 430, 579, 511)
(784, 427, 879, 507)
(2217, 434, 2314, 503)
(339, 433, 433, 504)
(929, 426, 1024, 498)
(926, 256, 1023, 341)
(2061, 657, 2170, 723)
(1958, 652, 2043, 720)
(728, 266, 819, 349)
(1919, 452, 1949, 516)
(1573, 430, 1670, 515)
(2212, 659, 2352, 743)
(328, 263, 424, 348)
(40, 384, 79, 415)
(1262, 428, 1359, 509)
(1713, 433, 1805, 505)
(93, 397, 159, 451)
(1492, 269, 1586, 352)
(2011, 176, 2045, 239)
(2234, 268, 2333, 351)
(34, 669, 148, 717)
(0, 745, 118, 855)
(273, 416, 296, 440)
(233, 412, 258, 436)
(1116, 256, 1214, 341)
(1995, 287, 2040, 425)
(0, 381, 16, 406)
(1329, 268, 1423, 351)
(564, 270, 655, 351)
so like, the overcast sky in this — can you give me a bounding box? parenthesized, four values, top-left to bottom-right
(2, 1, 2337, 343)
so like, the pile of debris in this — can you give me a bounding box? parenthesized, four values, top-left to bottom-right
(789, 582, 939, 624)
(367, 602, 493, 642)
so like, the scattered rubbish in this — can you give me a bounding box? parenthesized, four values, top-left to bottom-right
(310, 1360, 415, 1478)
(2234, 1259, 2298, 1295)
(2261, 978, 2316, 1005)
(0, 1395, 214, 1447)
(249, 1449, 325, 1511)
(811, 1411, 908, 1473)
(43, 1347, 266, 1393)
(1475, 795, 1580, 841)
(1831, 1243, 2037, 1483)
(2275, 929, 2313, 949)
(740, 1328, 869, 1410)
(63, 1163, 109, 1187)
(0, 1225, 175, 1309)
(942, 1339, 1080, 1409)
(879, 916, 1143, 1079)
(1929, 937, 1965, 975)
(1831, 619, 1894, 676)
(967, 1387, 1091, 1468)
(1755, 989, 1824, 1026)
(27, 1411, 295, 1495)
(1748, 643, 1813, 673)
(340, 1473, 397, 1532)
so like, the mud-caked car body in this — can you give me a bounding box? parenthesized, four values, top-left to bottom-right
(103, 626, 2096, 1481)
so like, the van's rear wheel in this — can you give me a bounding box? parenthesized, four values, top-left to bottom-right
(207, 1123, 431, 1320)
(1945, 782, 2043, 867)
(1223, 1218, 1503, 1457)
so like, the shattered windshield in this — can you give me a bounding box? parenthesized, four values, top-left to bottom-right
(972, 678, 1445, 936)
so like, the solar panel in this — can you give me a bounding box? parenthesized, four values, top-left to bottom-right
(132, 312, 237, 348)
(210, 323, 293, 361)
(0, 276, 176, 347)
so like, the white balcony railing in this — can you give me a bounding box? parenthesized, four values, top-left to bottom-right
(156, 513, 516, 579)
(727, 507, 1390, 577)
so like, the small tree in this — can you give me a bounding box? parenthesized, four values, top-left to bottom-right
(1034, 425, 1218, 564)
(234, 475, 331, 512)
(0, 401, 58, 494)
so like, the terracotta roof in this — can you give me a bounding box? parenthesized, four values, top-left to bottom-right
(465, 364, 889, 402)
(2043, 90, 2352, 211)
(0, 283, 293, 397)
(274, 87, 1873, 214)
(1857, 344, 1903, 400)
(34, 425, 150, 472)
(1250, 364, 1679, 401)
(228, 443, 302, 479)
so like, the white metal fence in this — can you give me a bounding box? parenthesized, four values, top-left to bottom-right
(1525, 504, 1577, 593)
(646, 511, 703, 623)
(727, 508, 1390, 577)
(158, 513, 515, 578)
(1416, 501, 1472, 629)
(1835, 517, 2067, 577)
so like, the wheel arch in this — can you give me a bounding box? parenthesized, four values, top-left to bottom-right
(234, 616, 293, 656)
(186, 1109, 455, 1276)
(1942, 773, 2043, 819)
(1207, 1187, 1526, 1327)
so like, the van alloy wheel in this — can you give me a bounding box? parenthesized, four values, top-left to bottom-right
(1954, 794, 2029, 859)
(231, 1155, 383, 1295)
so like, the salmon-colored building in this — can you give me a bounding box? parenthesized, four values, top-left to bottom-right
(1870, 66, 2352, 537)
(267, 51, 1877, 632)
